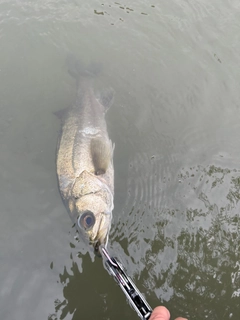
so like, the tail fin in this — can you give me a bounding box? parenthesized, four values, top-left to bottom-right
(66, 54, 101, 81)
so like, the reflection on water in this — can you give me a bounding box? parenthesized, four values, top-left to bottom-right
(111, 163, 240, 319)
(49, 251, 138, 320)
(51, 163, 240, 320)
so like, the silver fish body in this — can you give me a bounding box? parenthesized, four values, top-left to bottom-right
(56, 75, 114, 252)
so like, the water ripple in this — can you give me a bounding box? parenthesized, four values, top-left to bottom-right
(110, 161, 240, 319)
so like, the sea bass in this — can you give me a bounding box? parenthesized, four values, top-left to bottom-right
(56, 60, 114, 253)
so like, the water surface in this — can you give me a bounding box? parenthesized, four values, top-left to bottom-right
(0, 1, 240, 319)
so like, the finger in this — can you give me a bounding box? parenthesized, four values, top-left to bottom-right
(175, 318, 188, 320)
(150, 306, 170, 320)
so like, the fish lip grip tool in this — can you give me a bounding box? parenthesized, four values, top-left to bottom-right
(101, 246, 152, 320)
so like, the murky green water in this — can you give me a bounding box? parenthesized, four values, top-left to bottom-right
(0, 1, 240, 319)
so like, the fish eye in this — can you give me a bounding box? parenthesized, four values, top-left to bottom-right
(78, 211, 96, 230)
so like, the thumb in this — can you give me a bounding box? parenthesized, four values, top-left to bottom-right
(150, 306, 170, 320)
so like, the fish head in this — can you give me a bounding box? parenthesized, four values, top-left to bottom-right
(71, 193, 113, 253)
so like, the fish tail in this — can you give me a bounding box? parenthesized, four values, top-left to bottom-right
(66, 53, 101, 82)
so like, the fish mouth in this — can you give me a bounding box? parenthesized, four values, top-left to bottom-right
(94, 240, 102, 257)
(91, 213, 110, 255)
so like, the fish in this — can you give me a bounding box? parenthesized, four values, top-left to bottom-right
(56, 57, 114, 253)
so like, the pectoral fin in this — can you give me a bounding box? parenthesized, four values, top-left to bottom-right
(91, 137, 113, 175)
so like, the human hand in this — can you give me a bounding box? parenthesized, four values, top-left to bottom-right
(149, 306, 188, 320)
